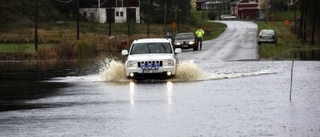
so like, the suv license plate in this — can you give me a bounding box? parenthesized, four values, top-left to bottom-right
(144, 69, 157, 73)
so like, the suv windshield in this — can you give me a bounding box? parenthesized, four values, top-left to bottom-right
(130, 43, 173, 54)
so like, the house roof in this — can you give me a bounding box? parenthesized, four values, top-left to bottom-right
(197, 0, 207, 3)
(198, 0, 239, 3)
(231, 0, 242, 4)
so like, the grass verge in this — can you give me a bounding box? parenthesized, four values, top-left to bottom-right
(255, 20, 320, 60)
(0, 21, 226, 60)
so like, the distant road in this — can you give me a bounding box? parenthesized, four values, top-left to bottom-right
(179, 21, 259, 62)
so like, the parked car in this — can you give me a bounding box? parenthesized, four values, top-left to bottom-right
(121, 38, 182, 80)
(173, 32, 198, 51)
(257, 29, 277, 45)
(220, 14, 237, 20)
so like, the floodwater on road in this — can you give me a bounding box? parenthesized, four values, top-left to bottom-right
(1, 58, 320, 137)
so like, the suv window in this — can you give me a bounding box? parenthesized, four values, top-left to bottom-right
(130, 43, 173, 54)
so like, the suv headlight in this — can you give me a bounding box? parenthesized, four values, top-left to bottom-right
(126, 60, 137, 67)
(163, 59, 174, 66)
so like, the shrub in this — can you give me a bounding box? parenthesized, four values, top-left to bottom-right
(76, 41, 95, 59)
(54, 41, 75, 59)
(207, 11, 218, 20)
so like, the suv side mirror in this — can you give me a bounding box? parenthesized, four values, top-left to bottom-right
(121, 50, 128, 56)
(174, 48, 182, 54)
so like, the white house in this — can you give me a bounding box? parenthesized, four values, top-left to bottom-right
(79, 0, 140, 23)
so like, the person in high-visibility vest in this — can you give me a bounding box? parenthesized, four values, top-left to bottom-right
(195, 27, 205, 50)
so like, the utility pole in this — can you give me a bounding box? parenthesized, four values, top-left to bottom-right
(147, 0, 152, 37)
(109, 0, 112, 36)
(164, 3, 167, 35)
(127, 0, 130, 36)
(34, 0, 38, 51)
(221, 0, 224, 14)
(294, 0, 297, 34)
(174, 5, 178, 33)
(311, 0, 318, 45)
(98, 0, 100, 23)
(266, 0, 269, 22)
(177, 0, 180, 32)
(77, 0, 80, 40)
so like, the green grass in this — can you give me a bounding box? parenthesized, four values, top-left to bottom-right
(0, 44, 34, 53)
(256, 18, 320, 60)
(268, 11, 300, 21)
(0, 20, 227, 54)
(255, 19, 302, 60)
(0, 43, 53, 53)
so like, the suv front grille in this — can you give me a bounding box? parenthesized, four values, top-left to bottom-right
(138, 61, 163, 68)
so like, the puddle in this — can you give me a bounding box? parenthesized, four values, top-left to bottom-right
(294, 49, 320, 60)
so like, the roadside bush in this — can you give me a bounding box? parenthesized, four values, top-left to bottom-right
(201, 11, 207, 20)
(76, 41, 95, 59)
(188, 15, 198, 26)
(54, 41, 74, 59)
(37, 47, 56, 60)
(207, 11, 218, 20)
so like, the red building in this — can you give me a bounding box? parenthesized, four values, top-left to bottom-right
(231, 0, 259, 19)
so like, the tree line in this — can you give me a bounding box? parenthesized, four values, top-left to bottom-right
(0, 0, 318, 45)
(296, 0, 319, 45)
(0, 0, 192, 24)
(0, 0, 76, 24)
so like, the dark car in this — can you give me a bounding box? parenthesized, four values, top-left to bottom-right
(173, 32, 198, 51)
(257, 29, 277, 45)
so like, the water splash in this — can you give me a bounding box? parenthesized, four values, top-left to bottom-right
(99, 59, 277, 82)
(174, 60, 211, 81)
(49, 59, 277, 83)
(100, 58, 128, 82)
(207, 69, 276, 80)
(49, 58, 281, 83)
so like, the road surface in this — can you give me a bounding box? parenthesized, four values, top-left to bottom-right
(179, 21, 258, 62)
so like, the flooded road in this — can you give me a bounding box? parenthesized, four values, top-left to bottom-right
(1, 21, 320, 137)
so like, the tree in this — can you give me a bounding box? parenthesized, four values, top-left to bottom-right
(0, 0, 77, 24)
(140, 0, 192, 24)
(297, 0, 320, 44)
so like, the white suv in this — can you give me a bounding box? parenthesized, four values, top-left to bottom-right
(121, 38, 182, 79)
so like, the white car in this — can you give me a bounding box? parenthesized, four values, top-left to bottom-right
(220, 14, 237, 20)
(121, 38, 182, 79)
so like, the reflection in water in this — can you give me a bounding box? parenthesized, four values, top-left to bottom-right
(129, 81, 135, 107)
(127, 81, 174, 112)
(0, 60, 103, 111)
(166, 81, 173, 111)
(295, 50, 320, 60)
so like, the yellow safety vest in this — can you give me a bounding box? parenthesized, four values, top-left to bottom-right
(195, 29, 205, 38)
